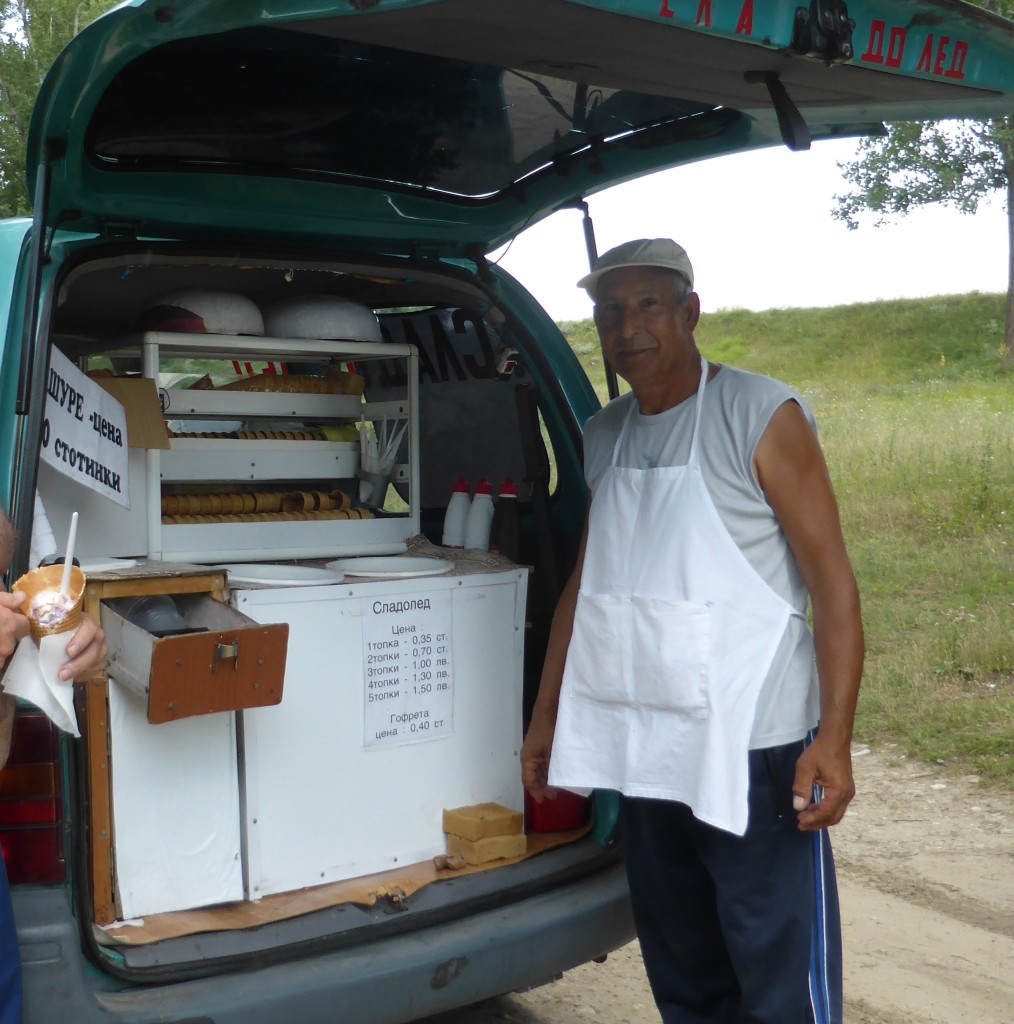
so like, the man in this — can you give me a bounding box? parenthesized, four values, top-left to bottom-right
(520, 239, 863, 1024)
(0, 508, 107, 1024)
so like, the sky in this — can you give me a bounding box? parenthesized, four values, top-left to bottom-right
(491, 137, 1010, 323)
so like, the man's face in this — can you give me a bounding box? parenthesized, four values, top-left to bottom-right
(593, 266, 700, 391)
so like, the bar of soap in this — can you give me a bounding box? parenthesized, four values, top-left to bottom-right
(442, 802, 523, 841)
(446, 832, 528, 865)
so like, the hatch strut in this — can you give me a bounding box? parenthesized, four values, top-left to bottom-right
(10, 140, 62, 576)
(559, 199, 620, 402)
(744, 71, 811, 152)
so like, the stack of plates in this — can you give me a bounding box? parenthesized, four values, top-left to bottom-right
(215, 564, 345, 587)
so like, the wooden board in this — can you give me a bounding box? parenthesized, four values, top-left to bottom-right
(96, 823, 593, 945)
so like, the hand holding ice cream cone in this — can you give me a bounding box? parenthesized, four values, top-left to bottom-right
(12, 511, 85, 645)
(12, 562, 86, 646)
(1, 509, 105, 687)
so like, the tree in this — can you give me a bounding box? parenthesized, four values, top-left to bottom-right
(833, 1, 1014, 366)
(0, 0, 115, 218)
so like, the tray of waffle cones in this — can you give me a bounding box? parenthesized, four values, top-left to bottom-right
(160, 488, 372, 523)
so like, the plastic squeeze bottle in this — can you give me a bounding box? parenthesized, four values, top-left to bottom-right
(463, 477, 495, 550)
(442, 477, 472, 548)
(490, 478, 520, 561)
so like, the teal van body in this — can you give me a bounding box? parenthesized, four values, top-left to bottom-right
(2, 2, 1014, 1021)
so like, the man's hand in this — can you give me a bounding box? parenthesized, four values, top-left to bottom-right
(58, 616, 107, 682)
(520, 712, 558, 804)
(791, 733, 855, 831)
(0, 591, 29, 663)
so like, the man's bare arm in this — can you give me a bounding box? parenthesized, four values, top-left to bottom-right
(755, 400, 864, 831)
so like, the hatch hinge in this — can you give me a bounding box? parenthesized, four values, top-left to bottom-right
(743, 71, 812, 152)
(790, 0, 856, 64)
(465, 243, 497, 289)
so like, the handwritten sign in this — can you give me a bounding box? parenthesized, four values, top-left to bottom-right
(41, 348, 130, 509)
(362, 590, 453, 749)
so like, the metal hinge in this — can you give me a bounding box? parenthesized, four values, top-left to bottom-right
(791, 0, 856, 64)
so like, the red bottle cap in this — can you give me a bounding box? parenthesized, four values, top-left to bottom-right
(474, 478, 493, 496)
(498, 478, 518, 497)
(452, 476, 470, 493)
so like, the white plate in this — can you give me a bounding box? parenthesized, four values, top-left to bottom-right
(325, 556, 453, 579)
(215, 563, 346, 587)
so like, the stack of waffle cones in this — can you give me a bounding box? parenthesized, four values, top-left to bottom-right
(12, 564, 86, 646)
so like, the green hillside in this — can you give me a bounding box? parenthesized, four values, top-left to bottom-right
(560, 293, 1014, 786)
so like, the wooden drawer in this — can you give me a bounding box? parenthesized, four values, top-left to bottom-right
(101, 593, 287, 724)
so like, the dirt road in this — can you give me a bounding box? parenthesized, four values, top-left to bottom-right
(428, 745, 1014, 1024)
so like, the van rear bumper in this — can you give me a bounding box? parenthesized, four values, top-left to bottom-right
(14, 862, 634, 1024)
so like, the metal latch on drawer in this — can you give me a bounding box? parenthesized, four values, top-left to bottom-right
(212, 640, 240, 673)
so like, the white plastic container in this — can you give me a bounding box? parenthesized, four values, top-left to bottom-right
(442, 477, 472, 547)
(463, 477, 495, 551)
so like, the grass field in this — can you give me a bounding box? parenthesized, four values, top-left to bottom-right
(560, 292, 1014, 786)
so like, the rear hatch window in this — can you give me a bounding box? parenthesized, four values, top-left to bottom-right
(87, 28, 716, 201)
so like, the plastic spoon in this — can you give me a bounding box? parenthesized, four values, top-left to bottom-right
(59, 512, 78, 596)
(382, 420, 408, 464)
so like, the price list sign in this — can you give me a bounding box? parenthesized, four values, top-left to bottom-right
(362, 590, 454, 748)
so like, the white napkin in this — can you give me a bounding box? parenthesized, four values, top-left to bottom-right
(2, 634, 80, 737)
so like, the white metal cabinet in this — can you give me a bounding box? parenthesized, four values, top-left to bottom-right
(107, 685, 243, 919)
(233, 569, 527, 898)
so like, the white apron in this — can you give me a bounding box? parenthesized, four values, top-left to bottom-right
(548, 360, 805, 835)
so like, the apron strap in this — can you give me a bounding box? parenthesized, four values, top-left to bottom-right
(687, 357, 709, 467)
(610, 402, 636, 465)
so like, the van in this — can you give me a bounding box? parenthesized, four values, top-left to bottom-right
(2, 2, 1013, 1022)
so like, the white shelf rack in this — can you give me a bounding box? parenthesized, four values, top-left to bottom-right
(134, 332, 419, 562)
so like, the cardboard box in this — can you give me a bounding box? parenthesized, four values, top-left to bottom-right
(94, 376, 171, 449)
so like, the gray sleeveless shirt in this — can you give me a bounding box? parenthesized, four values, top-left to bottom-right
(583, 365, 820, 749)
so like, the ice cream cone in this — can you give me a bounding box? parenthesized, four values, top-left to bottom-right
(12, 563, 86, 646)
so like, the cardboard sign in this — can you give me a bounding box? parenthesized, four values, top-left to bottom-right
(41, 348, 130, 509)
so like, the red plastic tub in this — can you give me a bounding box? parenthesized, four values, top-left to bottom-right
(524, 788, 590, 833)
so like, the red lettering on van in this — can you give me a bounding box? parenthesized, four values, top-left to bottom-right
(916, 34, 933, 73)
(862, 20, 906, 67)
(946, 39, 967, 79)
(696, 0, 712, 27)
(735, 0, 753, 35)
(862, 19, 886, 63)
(916, 33, 968, 77)
(887, 27, 905, 67)
(659, 0, 676, 18)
